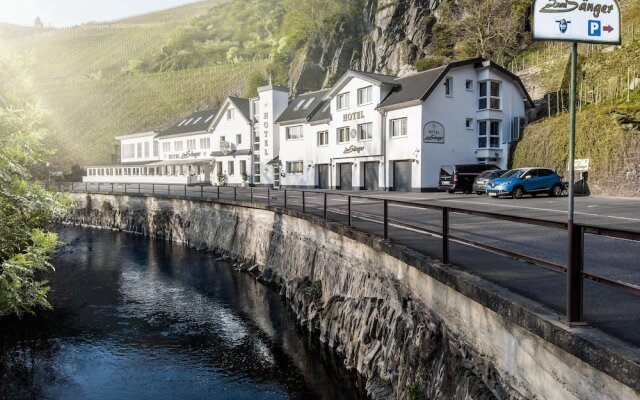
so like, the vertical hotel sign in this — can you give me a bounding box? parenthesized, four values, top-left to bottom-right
(533, 0, 621, 44)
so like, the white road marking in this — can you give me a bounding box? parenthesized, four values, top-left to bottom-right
(442, 199, 640, 222)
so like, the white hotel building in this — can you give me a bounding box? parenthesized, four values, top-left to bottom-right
(84, 58, 533, 191)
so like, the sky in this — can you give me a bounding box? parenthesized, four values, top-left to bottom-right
(0, 0, 202, 27)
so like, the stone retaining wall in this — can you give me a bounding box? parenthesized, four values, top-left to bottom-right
(62, 193, 640, 400)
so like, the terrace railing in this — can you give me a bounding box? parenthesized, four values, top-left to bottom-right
(52, 182, 640, 326)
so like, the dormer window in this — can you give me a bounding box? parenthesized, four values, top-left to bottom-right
(303, 97, 315, 109)
(293, 99, 305, 111)
(337, 92, 350, 110)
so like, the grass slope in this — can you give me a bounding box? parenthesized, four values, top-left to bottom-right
(0, 0, 270, 168)
(513, 0, 640, 196)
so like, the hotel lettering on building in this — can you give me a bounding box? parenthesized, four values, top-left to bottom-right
(84, 58, 533, 191)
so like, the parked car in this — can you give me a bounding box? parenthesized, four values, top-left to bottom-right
(486, 168, 564, 199)
(439, 164, 500, 194)
(472, 169, 508, 195)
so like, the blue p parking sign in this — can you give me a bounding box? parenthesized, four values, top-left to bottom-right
(588, 20, 601, 36)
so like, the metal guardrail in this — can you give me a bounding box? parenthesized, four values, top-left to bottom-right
(53, 182, 640, 324)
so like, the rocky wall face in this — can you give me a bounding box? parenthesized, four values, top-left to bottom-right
(65, 194, 507, 398)
(63, 193, 640, 400)
(289, 0, 440, 94)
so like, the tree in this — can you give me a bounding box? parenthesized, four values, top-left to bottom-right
(452, 0, 530, 61)
(0, 56, 71, 318)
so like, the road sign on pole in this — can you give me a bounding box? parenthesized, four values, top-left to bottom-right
(532, 0, 621, 44)
(532, 0, 621, 324)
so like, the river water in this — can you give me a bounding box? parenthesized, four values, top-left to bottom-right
(0, 226, 365, 400)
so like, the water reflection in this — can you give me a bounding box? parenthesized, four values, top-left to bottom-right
(0, 226, 365, 400)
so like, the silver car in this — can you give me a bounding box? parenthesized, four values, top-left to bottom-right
(472, 170, 507, 195)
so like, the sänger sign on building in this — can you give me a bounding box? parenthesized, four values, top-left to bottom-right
(533, 0, 621, 44)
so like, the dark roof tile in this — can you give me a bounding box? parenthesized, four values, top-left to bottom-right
(275, 89, 330, 124)
(228, 97, 251, 121)
(158, 109, 218, 138)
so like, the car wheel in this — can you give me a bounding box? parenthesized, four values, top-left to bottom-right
(550, 184, 563, 197)
(512, 186, 524, 199)
(447, 189, 454, 194)
(476, 191, 483, 195)
(531, 193, 537, 197)
(463, 186, 472, 194)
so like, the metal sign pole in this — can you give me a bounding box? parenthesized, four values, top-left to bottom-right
(566, 41, 581, 323)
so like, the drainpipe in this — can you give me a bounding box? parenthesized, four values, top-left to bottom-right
(329, 157, 333, 189)
(380, 109, 387, 191)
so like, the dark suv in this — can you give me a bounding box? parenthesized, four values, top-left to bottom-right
(439, 164, 500, 194)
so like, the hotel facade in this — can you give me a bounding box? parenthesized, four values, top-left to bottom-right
(84, 58, 533, 192)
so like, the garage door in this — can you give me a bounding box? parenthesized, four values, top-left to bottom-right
(317, 164, 329, 189)
(393, 160, 412, 192)
(363, 162, 379, 191)
(339, 163, 352, 190)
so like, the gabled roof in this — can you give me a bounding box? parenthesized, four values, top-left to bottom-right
(325, 70, 400, 99)
(228, 96, 251, 121)
(275, 89, 330, 124)
(210, 96, 252, 131)
(157, 109, 218, 138)
(378, 58, 534, 109)
(377, 66, 447, 108)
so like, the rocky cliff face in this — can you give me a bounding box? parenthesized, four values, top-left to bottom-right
(289, 0, 441, 93)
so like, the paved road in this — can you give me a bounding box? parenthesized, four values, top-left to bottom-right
(72, 183, 640, 347)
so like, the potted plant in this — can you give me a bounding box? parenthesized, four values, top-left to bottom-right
(217, 170, 225, 186)
(241, 171, 249, 187)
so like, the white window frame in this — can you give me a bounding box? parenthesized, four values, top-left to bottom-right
(199, 138, 211, 149)
(186, 139, 196, 150)
(478, 120, 501, 149)
(337, 92, 350, 110)
(240, 160, 247, 175)
(466, 118, 474, 130)
(389, 118, 407, 138)
(162, 142, 171, 152)
(357, 122, 373, 141)
(286, 160, 304, 174)
(286, 125, 303, 140)
(444, 77, 453, 97)
(236, 134, 242, 145)
(479, 81, 501, 110)
(174, 141, 183, 152)
(466, 80, 473, 91)
(227, 109, 234, 120)
(317, 130, 329, 146)
(122, 143, 135, 158)
(357, 86, 372, 106)
(337, 126, 350, 143)
(228, 160, 235, 176)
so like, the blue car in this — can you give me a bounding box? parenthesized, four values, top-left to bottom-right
(487, 168, 564, 199)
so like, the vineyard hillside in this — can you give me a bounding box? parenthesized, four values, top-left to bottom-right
(0, 0, 269, 167)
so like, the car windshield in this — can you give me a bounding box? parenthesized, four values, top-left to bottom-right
(501, 169, 526, 178)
